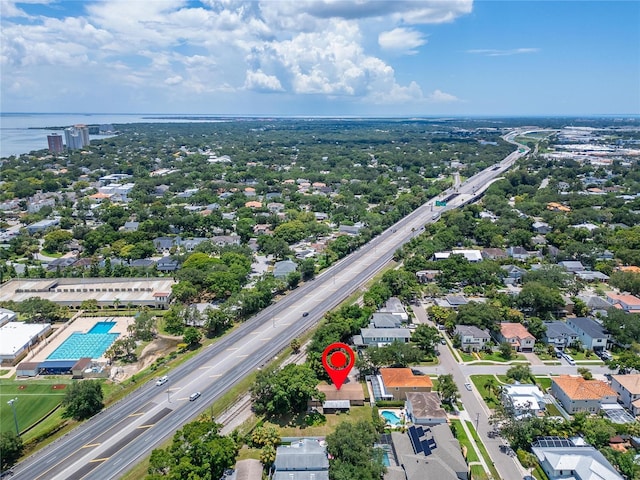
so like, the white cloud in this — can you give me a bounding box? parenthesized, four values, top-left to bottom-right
(378, 28, 426, 54)
(427, 89, 460, 103)
(467, 48, 539, 57)
(0, 0, 475, 112)
(165, 75, 183, 86)
(244, 70, 284, 92)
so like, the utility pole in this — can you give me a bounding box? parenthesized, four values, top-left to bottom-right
(475, 412, 480, 431)
(7, 397, 19, 436)
(166, 388, 171, 403)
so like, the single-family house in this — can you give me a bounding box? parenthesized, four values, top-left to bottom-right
(338, 223, 364, 235)
(501, 384, 546, 418)
(272, 259, 297, 279)
(433, 249, 483, 263)
(551, 375, 617, 414)
(501, 265, 527, 284)
(156, 256, 180, 272)
(576, 295, 613, 316)
(228, 459, 262, 480)
(153, 236, 178, 252)
(574, 271, 610, 282)
(565, 317, 610, 351)
(405, 392, 448, 425)
(434, 295, 468, 310)
(506, 246, 534, 261)
(606, 293, 640, 314)
(354, 328, 412, 347)
(532, 221, 552, 234)
(385, 425, 467, 480)
(610, 374, 640, 416)
(379, 368, 433, 401)
(532, 442, 623, 480)
(122, 221, 139, 232)
(481, 248, 508, 260)
(379, 297, 409, 321)
(369, 312, 403, 329)
(26, 218, 60, 235)
(272, 438, 329, 480)
(496, 323, 535, 352)
(416, 270, 439, 283)
(454, 325, 491, 352)
(543, 321, 579, 350)
(558, 261, 585, 273)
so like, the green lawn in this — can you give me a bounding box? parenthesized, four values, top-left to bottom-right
(535, 377, 552, 390)
(545, 402, 562, 417)
(477, 351, 526, 363)
(450, 419, 479, 462)
(0, 381, 70, 437)
(470, 375, 502, 409)
(466, 421, 501, 480)
(263, 406, 373, 437)
(458, 351, 475, 362)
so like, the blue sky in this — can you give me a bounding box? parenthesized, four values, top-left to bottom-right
(1, 1, 638, 116)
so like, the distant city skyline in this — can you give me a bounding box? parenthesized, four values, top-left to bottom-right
(1, 1, 639, 116)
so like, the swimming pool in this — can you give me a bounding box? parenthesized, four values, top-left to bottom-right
(47, 322, 119, 360)
(88, 321, 116, 334)
(381, 410, 402, 425)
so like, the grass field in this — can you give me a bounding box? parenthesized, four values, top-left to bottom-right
(0, 381, 70, 437)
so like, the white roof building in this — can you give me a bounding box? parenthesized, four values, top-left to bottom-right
(0, 322, 51, 363)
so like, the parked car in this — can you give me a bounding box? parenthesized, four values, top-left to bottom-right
(189, 392, 201, 401)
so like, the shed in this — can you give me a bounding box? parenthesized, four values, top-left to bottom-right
(16, 361, 40, 377)
(322, 400, 350, 414)
(72, 357, 92, 378)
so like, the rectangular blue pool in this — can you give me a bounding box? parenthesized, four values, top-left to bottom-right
(88, 321, 116, 334)
(47, 321, 119, 360)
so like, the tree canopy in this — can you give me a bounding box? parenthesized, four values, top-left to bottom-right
(250, 364, 324, 416)
(62, 380, 104, 420)
(146, 420, 237, 480)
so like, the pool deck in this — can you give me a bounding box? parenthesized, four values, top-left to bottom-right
(27, 316, 132, 364)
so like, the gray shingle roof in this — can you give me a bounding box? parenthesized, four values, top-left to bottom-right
(567, 317, 609, 339)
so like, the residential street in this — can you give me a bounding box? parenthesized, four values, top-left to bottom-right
(410, 303, 614, 480)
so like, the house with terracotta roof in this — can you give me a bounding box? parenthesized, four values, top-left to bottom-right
(551, 375, 617, 414)
(618, 266, 640, 274)
(606, 293, 640, 314)
(496, 322, 535, 352)
(610, 374, 640, 416)
(379, 368, 433, 401)
(244, 200, 263, 208)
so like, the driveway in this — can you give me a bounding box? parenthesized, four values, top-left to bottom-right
(523, 352, 544, 366)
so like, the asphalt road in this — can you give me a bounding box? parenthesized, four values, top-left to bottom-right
(11, 131, 530, 480)
(412, 303, 613, 480)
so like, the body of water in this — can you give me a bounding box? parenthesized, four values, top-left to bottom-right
(0, 113, 227, 158)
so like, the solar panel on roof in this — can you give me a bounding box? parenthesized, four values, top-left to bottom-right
(421, 440, 432, 456)
(408, 426, 423, 454)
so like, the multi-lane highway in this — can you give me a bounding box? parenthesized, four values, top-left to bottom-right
(12, 132, 529, 480)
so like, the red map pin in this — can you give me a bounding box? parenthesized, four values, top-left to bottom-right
(322, 342, 355, 390)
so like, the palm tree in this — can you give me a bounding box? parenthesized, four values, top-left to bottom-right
(484, 377, 502, 400)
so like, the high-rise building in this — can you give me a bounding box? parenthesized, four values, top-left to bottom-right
(64, 124, 90, 150)
(47, 134, 64, 153)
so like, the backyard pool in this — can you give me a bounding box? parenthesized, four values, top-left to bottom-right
(381, 410, 403, 426)
(46, 321, 119, 360)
